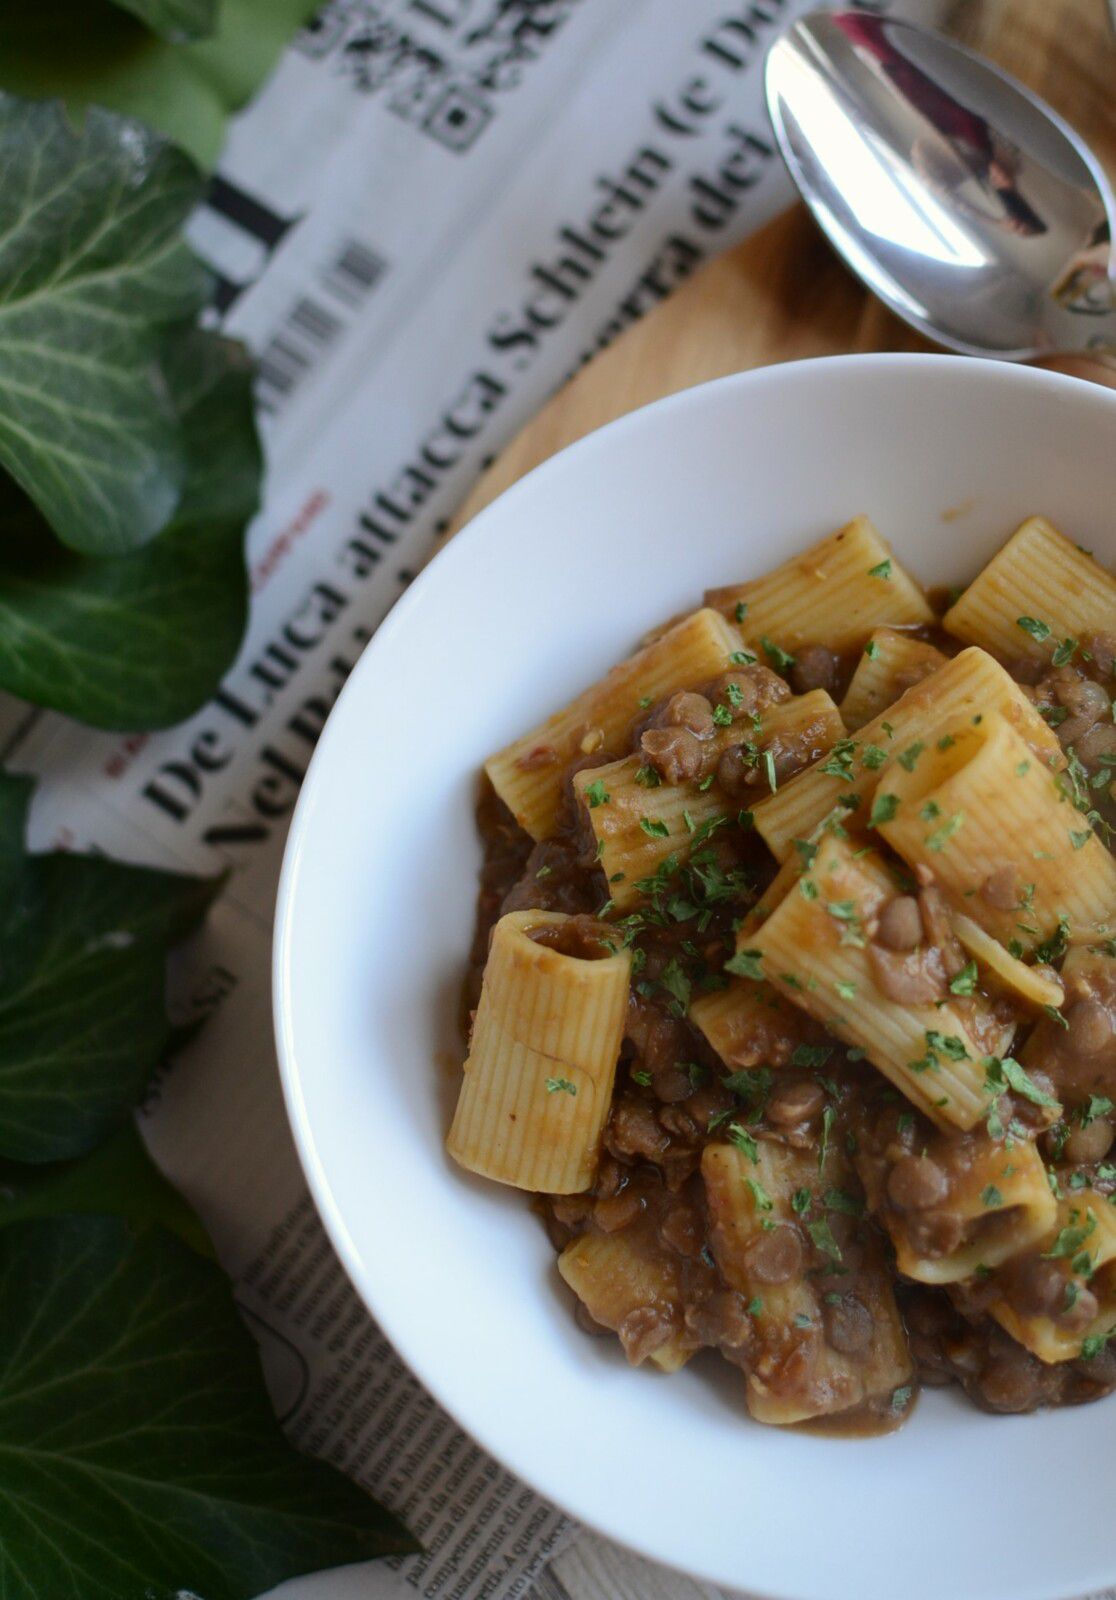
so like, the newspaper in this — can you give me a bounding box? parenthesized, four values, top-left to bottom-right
(1, 3, 956, 1597)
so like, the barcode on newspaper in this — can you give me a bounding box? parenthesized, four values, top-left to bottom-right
(256, 238, 388, 412)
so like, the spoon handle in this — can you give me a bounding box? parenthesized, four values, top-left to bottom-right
(1032, 352, 1116, 390)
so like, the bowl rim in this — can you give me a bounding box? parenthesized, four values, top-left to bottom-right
(273, 351, 1116, 1600)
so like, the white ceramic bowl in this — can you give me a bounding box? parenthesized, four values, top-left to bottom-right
(275, 354, 1116, 1600)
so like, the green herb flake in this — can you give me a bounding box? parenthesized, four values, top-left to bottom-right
(869, 793, 899, 827)
(746, 1177, 774, 1212)
(1017, 616, 1052, 642)
(926, 811, 965, 852)
(546, 1077, 577, 1096)
(761, 636, 796, 673)
(949, 961, 978, 996)
(1071, 827, 1094, 851)
(585, 779, 609, 808)
(981, 1185, 1003, 1208)
(868, 559, 892, 580)
(835, 980, 857, 1000)
(634, 764, 662, 789)
(725, 947, 765, 981)
(639, 816, 670, 838)
(734, 601, 749, 624)
(891, 1384, 913, 1412)
(727, 1123, 759, 1162)
(806, 1216, 843, 1265)
(864, 638, 882, 660)
(729, 650, 757, 667)
(984, 1055, 1060, 1109)
(937, 734, 956, 751)
(897, 741, 926, 772)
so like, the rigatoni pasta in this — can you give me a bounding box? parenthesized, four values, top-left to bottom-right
(485, 607, 744, 839)
(706, 515, 934, 655)
(745, 833, 1010, 1131)
(840, 628, 947, 730)
(876, 712, 1116, 951)
(456, 514, 1116, 1430)
(447, 911, 630, 1193)
(944, 516, 1116, 670)
(574, 689, 844, 911)
(750, 646, 1063, 863)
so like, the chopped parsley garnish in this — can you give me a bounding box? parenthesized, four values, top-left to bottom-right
(799, 878, 818, 901)
(746, 1296, 763, 1316)
(926, 1030, 970, 1060)
(631, 1068, 652, 1087)
(763, 749, 778, 794)
(981, 1185, 1003, 1208)
(727, 1123, 759, 1162)
(738, 808, 755, 829)
(761, 637, 796, 673)
(640, 816, 669, 838)
(634, 764, 661, 789)
(746, 1177, 774, 1212)
(638, 694, 653, 709)
(824, 1187, 864, 1217)
(1035, 916, 1070, 965)
(984, 1055, 1060, 1109)
(734, 601, 748, 624)
(729, 649, 757, 666)
(920, 801, 941, 821)
(1016, 759, 1031, 777)
(535, 864, 553, 880)
(861, 744, 888, 770)
(819, 1104, 835, 1170)
(835, 980, 857, 1001)
(891, 1385, 913, 1412)
(585, 779, 609, 808)
(791, 1188, 812, 1215)
(1082, 1095, 1115, 1126)
(794, 838, 819, 867)
(725, 946, 765, 981)
(712, 703, 733, 727)
(1017, 616, 1051, 642)
(1051, 637, 1079, 667)
(820, 739, 857, 782)
(865, 638, 881, 660)
(807, 1217, 843, 1265)
(545, 1077, 576, 1095)
(937, 734, 956, 751)
(897, 740, 926, 772)
(1044, 1210, 1096, 1260)
(791, 1044, 832, 1068)
(926, 811, 965, 851)
(869, 792, 899, 827)
(1071, 827, 1094, 851)
(949, 961, 978, 996)
(868, 559, 892, 579)
(659, 959, 691, 1013)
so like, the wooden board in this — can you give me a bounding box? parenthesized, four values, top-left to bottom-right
(451, 0, 1116, 538)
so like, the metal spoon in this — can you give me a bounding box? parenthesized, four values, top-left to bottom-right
(765, 10, 1116, 379)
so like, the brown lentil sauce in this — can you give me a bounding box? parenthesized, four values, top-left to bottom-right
(464, 629, 1116, 1427)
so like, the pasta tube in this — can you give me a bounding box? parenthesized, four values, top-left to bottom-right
(486, 607, 744, 840)
(705, 515, 933, 655)
(986, 1195, 1116, 1363)
(558, 1227, 699, 1372)
(575, 689, 843, 910)
(855, 1123, 1055, 1285)
(751, 647, 1063, 863)
(447, 911, 630, 1193)
(702, 1140, 911, 1424)
(944, 516, 1116, 670)
(840, 628, 947, 731)
(746, 834, 1010, 1130)
(876, 712, 1116, 951)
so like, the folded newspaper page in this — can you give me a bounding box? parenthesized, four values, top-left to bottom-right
(2, 3, 954, 1596)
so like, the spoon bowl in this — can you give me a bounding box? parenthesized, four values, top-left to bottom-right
(766, 11, 1116, 359)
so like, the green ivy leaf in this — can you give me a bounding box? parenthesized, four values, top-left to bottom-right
(0, 94, 210, 554)
(0, 1121, 212, 1255)
(0, 775, 222, 1161)
(0, 329, 256, 728)
(0, 1214, 416, 1597)
(113, 0, 218, 40)
(0, 0, 321, 168)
